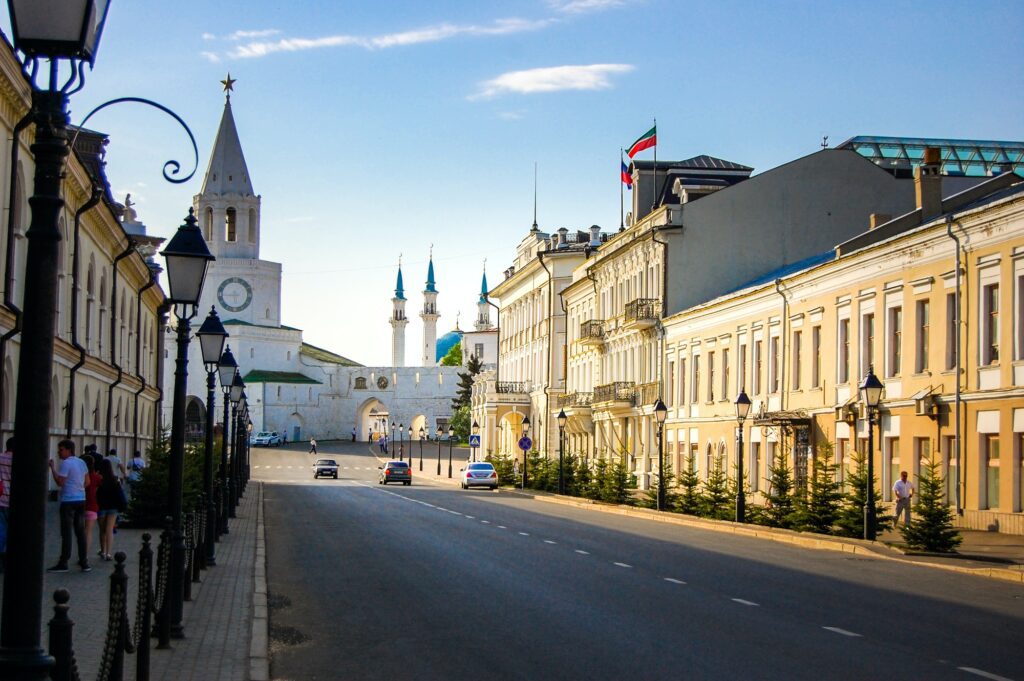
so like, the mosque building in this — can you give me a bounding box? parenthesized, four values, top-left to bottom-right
(162, 80, 467, 442)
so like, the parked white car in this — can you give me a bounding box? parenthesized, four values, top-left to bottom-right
(251, 431, 281, 446)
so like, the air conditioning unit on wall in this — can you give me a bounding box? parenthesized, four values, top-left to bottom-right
(834, 404, 858, 423)
(915, 395, 938, 417)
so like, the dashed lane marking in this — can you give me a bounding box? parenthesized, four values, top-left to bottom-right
(519, 532, 530, 536)
(480, 520, 490, 524)
(544, 540, 557, 544)
(822, 627, 861, 637)
(497, 525, 507, 529)
(575, 550, 590, 555)
(663, 578, 686, 585)
(613, 562, 632, 568)
(732, 599, 759, 607)
(957, 668, 1013, 681)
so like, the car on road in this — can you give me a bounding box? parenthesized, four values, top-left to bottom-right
(460, 462, 498, 490)
(378, 460, 411, 485)
(313, 459, 339, 479)
(251, 431, 282, 446)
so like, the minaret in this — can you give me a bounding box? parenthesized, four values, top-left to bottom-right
(194, 74, 260, 260)
(420, 251, 439, 366)
(390, 261, 408, 367)
(475, 262, 492, 330)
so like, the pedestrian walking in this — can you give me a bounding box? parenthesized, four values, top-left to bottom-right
(127, 450, 146, 499)
(351, 427, 357, 442)
(48, 440, 90, 572)
(83, 456, 101, 561)
(309, 438, 318, 455)
(96, 458, 126, 561)
(893, 470, 915, 527)
(105, 448, 127, 482)
(0, 438, 12, 572)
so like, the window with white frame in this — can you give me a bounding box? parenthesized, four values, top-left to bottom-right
(982, 283, 999, 365)
(667, 361, 675, 407)
(791, 330, 801, 391)
(769, 336, 780, 393)
(749, 441, 760, 492)
(861, 312, 875, 375)
(738, 342, 747, 393)
(837, 438, 849, 491)
(691, 355, 700, 403)
(943, 435, 957, 504)
(915, 299, 930, 373)
(885, 437, 900, 502)
(678, 357, 686, 405)
(721, 348, 730, 399)
(887, 306, 902, 377)
(707, 352, 715, 402)
(753, 341, 762, 394)
(945, 292, 957, 371)
(811, 326, 821, 388)
(984, 434, 1000, 509)
(838, 318, 850, 384)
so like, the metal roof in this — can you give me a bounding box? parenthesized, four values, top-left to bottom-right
(837, 136, 1024, 178)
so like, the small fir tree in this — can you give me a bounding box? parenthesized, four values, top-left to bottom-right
(639, 458, 679, 510)
(600, 455, 632, 504)
(835, 449, 892, 539)
(792, 444, 844, 534)
(701, 453, 732, 519)
(675, 449, 702, 515)
(763, 446, 796, 528)
(573, 458, 593, 498)
(451, 352, 482, 410)
(900, 458, 962, 552)
(586, 458, 609, 501)
(125, 433, 205, 528)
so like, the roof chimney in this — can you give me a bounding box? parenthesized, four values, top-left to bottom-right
(589, 224, 602, 247)
(915, 147, 943, 220)
(557, 227, 569, 249)
(869, 213, 892, 230)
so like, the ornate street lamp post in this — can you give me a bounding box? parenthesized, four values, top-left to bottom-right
(471, 421, 480, 462)
(196, 307, 227, 567)
(0, 3, 112, 676)
(227, 375, 244, 518)
(557, 409, 568, 495)
(399, 423, 404, 461)
(217, 346, 238, 536)
(653, 399, 668, 511)
(390, 421, 396, 456)
(418, 427, 425, 471)
(734, 389, 751, 523)
(521, 416, 531, 489)
(234, 391, 247, 508)
(860, 367, 883, 541)
(436, 426, 442, 475)
(447, 425, 455, 478)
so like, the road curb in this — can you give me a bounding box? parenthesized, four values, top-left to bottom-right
(504, 488, 1024, 585)
(251, 482, 270, 681)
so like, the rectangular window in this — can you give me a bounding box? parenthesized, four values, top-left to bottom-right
(888, 306, 902, 377)
(838, 319, 850, 384)
(707, 352, 715, 402)
(985, 434, 1000, 509)
(811, 326, 821, 388)
(226, 208, 237, 242)
(769, 336, 780, 393)
(862, 312, 875, 375)
(945, 293, 957, 371)
(691, 355, 700, 403)
(791, 330, 802, 391)
(738, 343, 747, 393)
(721, 349, 730, 400)
(475, 343, 484, 359)
(915, 300, 929, 373)
(837, 438, 849, 492)
(679, 358, 687, 405)
(753, 341, 762, 394)
(667, 361, 675, 407)
(943, 436, 956, 505)
(886, 437, 900, 502)
(983, 283, 999, 365)
(691, 443, 700, 478)
(765, 442, 777, 494)
(749, 442, 760, 493)
(914, 437, 931, 483)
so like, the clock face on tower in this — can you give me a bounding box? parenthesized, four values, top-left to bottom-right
(217, 277, 253, 313)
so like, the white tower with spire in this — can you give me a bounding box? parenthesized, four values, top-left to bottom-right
(475, 263, 492, 331)
(420, 252, 439, 365)
(390, 261, 408, 367)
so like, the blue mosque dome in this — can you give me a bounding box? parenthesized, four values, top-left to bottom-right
(435, 328, 462, 363)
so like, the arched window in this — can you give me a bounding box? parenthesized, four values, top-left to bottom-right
(248, 208, 256, 243)
(226, 207, 237, 242)
(204, 207, 213, 242)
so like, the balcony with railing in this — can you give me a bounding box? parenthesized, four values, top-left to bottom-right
(593, 381, 636, 407)
(636, 381, 660, 407)
(578, 319, 605, 346)
(496, 381, 528, 394)
(623, 298, 659, 330)
(554, 392, 594, 409)
(487, 380, 530, 405)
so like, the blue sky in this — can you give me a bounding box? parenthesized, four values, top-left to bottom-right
(3, 1, 1022, 366)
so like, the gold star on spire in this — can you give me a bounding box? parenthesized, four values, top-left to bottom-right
(221, 73, 237, 94)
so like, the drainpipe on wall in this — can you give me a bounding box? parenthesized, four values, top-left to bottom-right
(66, 187, 103, 438)
(0, 110, 32, 441)
(105, 243, 134, 453)
(945, 214, 963, 516)
(132, 274, 156, 455)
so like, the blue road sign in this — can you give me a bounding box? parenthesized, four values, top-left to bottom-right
(469, 434, 481, 448)
(518, 436, 532, 451)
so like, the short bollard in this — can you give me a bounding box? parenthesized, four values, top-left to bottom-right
(48, 588, 79, 681)
(97, 552, 129, 681)
(156, 518, 173, 649)
(137, 533, 153, 681)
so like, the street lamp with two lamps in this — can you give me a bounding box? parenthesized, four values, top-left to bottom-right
(653, 399, 668, 511)
(734, 389, 751, 523)
(196, 307, 228, 566)
(860, 367, 884, 540)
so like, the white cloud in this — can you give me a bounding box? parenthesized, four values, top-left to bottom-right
(549, 0, 629, 14)
(201, 32, 216, 40)
(228, 29, 281, 40)
(200, 51, 221, 63)
(471, 64, 633, 99)
(227, 18, 551, 58)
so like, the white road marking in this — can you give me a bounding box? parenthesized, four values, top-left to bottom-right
(497, 525, 507, 529)
(822, 627, 861, 637)
(465, 515, 475, 519)
(544, 540, 557, 544)
(663, 578, 686, 585)
(958, 668, 1014, 681)
(480, 520, 490, 524)
(575, 550, 590, 555)
(519, 532, 530, 536)
(732, 599, 759, 607)
(613, 562, 632, 568)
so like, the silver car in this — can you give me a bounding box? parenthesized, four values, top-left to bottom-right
(460, 462, 498, 490)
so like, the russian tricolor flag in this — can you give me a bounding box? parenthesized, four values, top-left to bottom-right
(621, 161, 632, 189)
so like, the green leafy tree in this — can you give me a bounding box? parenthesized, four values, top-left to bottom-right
(452, 352, 482, 410)
(762, 446, 797, 528)
(701, 453, 732, 519)
(675, 449, 702, 515)
(125, 433, 205, 528)
(449, 405, 471, 442)
(440, 340, 463, 367)
(835, 449, 892, 539)
(792, 444, 844, 534)
(900, 458, 962, 552)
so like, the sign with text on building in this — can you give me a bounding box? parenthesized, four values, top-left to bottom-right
(518, 436, 532, 452)
(469, 434, 481, 448)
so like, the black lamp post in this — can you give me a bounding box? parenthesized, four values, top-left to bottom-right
(734, 389, 751, 523)
(860, 366, 883, 541)
(162, 208, 215, 640)
(399, 423, 404, 461)
(447, 425, 455, 478)
(653, 399, 668, 511)
(390, 421, 396, 456)
(471, 420, 480, 462)
(217, 346, 238, 536)
(436, 426, 442, 475)
(557, 409, 568, 495)
(418, 427, 425, 471)
(521, 416, 530, 489)
(227, 375, 244, 518)
(196, 306, 227, 567)
(0, 3, 111, 677)
(234, 391, 247, 508)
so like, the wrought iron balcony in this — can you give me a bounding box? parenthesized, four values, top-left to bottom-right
(636, 381, 660, 407)
(554, 392, 594, 409)
(495, 381, 527, 394)
(578, 319, 605, 345)
(624, 298, 659, 330)
(593, 381, 636, 406)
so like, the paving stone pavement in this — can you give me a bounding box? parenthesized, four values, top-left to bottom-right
(0, 481, 265, 681)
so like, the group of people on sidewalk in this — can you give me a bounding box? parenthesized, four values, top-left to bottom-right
(43, 440, 145, 573)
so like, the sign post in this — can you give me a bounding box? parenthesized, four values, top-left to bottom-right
(518, 436, 532, 489)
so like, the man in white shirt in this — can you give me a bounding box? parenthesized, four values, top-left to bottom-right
(893, 470, 915, 527)
(48, 440, 90, 572)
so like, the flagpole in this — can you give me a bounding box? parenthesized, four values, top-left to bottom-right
(620, 148, 624, 231)
(652, 116, 657, 212)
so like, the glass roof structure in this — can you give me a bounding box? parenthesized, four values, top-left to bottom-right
(837, 136, 1024, 178)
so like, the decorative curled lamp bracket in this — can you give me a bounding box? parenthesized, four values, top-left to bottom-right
(74, 97, 199, 184)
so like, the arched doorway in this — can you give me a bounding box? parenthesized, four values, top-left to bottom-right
(358, 398, 389, 442)
(288, 412, 305, 443)
(185, 396, 204, 442)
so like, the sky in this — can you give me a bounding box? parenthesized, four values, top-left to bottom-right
(3, 1, 1022, 367)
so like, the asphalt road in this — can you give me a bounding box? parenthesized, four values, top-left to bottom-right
(257, 442, 1024, 681)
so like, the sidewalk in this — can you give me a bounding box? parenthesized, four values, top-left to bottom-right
(0, 482, 266, 681)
